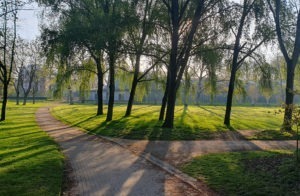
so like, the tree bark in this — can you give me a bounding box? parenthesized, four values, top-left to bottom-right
(224, 1, 249, 126)
(162, 0, 179, 128)
(16, 90, 19, 105)
(96, 61, 104, 116)
(1, 82, 8, 121)
(282, 61, 295, 131)
(125, 54, 141, 117)
(106, 53, 116, 122)
(224, 68, 237, 126)
(159, 80, 169, 121)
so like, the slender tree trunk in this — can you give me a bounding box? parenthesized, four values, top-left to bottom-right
(32, 88, 36, 104)
(159, 86, 168, 121)
(223, 2, 248, 126)
(23, 91, 29, 105)
(163, 77, 176, 128)
(125, 55, 141, 117)
(106, 53, 115, 122)
(1, 82, 8, 121)
(163, 45, 178, 128)
(162, 0, 179, 128)
(224, 68, 237, 126)
(16, 90, 19, 105)
(97, 72, 104, 115)
(282, 61, 295, 131)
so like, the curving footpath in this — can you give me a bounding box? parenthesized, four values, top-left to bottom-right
(36, 106, 297, 196)
(36, 107, 208, 196)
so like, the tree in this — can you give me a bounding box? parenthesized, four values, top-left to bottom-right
(124, 0, 161, 117)
(13, 39, 26, 105)
(224, 0, 272, 126)
(21, 63, 36, 105)
(267, 0, 300, 131)
(38, 0, 106, 115)
(161, 0, 223, 128)
(38, 0, 131, 121)
(0, 0, 19, 121)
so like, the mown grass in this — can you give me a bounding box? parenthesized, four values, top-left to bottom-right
(51, 104, 297, 140)
(181, 150, 300, 195)
(0, 102, 64, 196)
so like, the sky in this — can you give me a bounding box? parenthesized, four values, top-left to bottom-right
(17, 2, 41, 40)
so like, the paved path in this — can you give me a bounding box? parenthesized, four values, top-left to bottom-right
(36, 107, 206, 196)
(111, 138, 297, 166)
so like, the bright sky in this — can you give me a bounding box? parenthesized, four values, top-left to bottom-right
(17, 2, 41, 40)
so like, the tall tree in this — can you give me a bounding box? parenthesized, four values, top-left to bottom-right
(38, 0, 106, 115)
(21, 63, 36, 105)
(267, 0, 300, 131)
(0, 0, 19, 121)
(161, 0, 222, 128)
(124, 0, 159, 117)
(224, 0, 272, 126)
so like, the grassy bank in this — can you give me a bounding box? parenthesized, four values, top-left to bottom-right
(181, 151, 300, 195)
(0, 102, 64, 195)
(51, 104, 296, 140)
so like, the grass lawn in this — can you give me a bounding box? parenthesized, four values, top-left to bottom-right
(0, 102, 64, 196)
(51, 104, 297, 140)
(181, 151, 300, 195)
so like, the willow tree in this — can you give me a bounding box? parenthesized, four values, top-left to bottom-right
(38, 0, 107, 115)
(161, 0, 225, 128)
(267, 0, 300, 131)
(124, 0, 162, 117)
(223, 0, 273, 126)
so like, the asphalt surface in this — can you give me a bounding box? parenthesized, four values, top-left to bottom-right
(36, 107, 204, 196)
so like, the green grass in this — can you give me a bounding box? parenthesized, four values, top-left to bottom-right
(51, 104, 298, 140)
(0, 102, 64, 196)
(181, 151, 300, 195)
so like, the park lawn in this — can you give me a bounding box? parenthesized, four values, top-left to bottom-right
(51, 104, 296, 140)
(0, 102, 64, 196)
(181, 150, 300, 195)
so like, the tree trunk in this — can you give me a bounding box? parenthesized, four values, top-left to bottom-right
(223, 3, 247, 126)
(163, 45, 178, 128)
(282, 61, 295, 131)
(159, 86, 168, 121)
(162, 0, 179, 128)
(16, 90, 19, 105)
(23, 91, 29, 105)
(32, 88, 36, 104)
(106, 54, 115, 122)
(1, 83, 8, 121)
(224, 68, 237, 126)
(125, 74, 138, 117)
(125, 55, 141, 117)
(96, 71, 104, 115)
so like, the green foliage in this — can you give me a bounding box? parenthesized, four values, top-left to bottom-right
(182, 151, 300, 195)
(51, 104, 298, 140)
(0, 102, 64, 195)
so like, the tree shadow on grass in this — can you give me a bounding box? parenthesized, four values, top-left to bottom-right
(93, 117, 168, 140)
(197, 105, 224, 118)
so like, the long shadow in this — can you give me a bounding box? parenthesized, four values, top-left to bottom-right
(197, 105, 223, 118)
(179, 105, 188, 125)
(0, 131, 39, 140)
(0, 142, 51, 158)
(0, 148, 54, 167)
